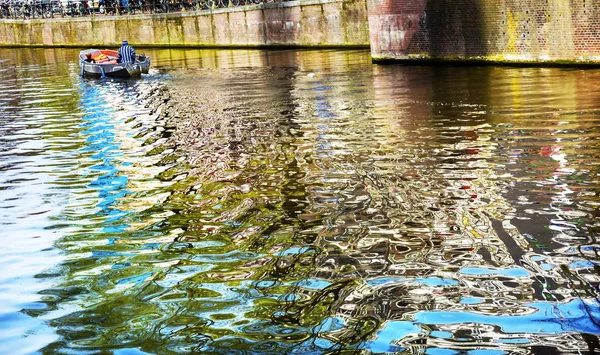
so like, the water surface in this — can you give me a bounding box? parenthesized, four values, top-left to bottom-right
(0, 48, 599, 354)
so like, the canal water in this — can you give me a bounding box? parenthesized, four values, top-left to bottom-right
(0, 47, 599, 354)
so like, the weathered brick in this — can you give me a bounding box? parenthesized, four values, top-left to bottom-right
(368, 0, 600, 64)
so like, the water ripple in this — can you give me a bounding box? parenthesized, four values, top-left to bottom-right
(1, 48, 599, 354)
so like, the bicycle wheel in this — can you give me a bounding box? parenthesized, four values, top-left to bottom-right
(229, 0, 238, 6)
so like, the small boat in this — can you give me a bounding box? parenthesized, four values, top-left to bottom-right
(79, 49, 151, 78)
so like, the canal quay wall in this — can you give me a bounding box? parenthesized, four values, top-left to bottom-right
(3, 0, 600, 66)
(368, 0, 600, 66)
(0, 0, 369, 48)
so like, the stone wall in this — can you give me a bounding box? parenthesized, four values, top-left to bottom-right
(367, 0, 600, 65)
(0, 0, 369, 47)
(5, 0, 600, 66)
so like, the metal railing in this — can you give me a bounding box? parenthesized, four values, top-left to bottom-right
(0, 0, 282, 18)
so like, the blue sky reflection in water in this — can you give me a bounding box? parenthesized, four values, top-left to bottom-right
(0, 48, 599, 354)
(80, 83, 131, 227)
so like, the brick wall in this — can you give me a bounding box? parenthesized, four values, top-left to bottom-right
(368, 0, 600, 64)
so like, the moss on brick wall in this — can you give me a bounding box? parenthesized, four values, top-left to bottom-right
(368, 0, 600, 65)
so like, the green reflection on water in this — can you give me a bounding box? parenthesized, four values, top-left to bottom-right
(1, 47, 600, 354)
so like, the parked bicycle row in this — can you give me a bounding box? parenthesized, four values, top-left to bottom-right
(0, 0, 280, 19)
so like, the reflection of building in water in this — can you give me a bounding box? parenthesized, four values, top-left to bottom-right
(484, 68, 600, 301)
(265, 63, 600, 352)
(126, 51, 600, 353)
(0, 59, 21, 119)
(43, 49, 599, 354)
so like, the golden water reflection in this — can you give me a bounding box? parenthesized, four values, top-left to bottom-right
(0, 47, 599, 354)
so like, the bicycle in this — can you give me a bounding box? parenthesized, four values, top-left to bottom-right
(39, 0, 54, 18)
(79, 0, 90, 15)
(14, 0, 28, 19)
(50, 0, 63, 16)
(0, 0, 11, 18)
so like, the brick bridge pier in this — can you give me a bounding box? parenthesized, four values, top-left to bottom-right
(366, 0, 600, 65)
